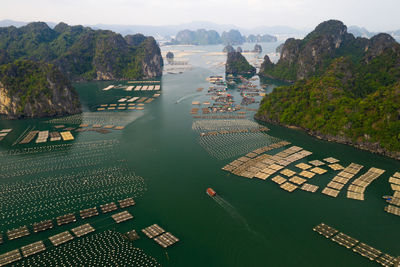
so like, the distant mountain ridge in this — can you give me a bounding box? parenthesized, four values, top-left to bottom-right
(167, 28, 277, 45)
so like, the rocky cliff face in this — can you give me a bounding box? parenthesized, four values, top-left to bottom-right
(139, 37, 163, 78)
(225, 52, 256, 76)
(259, 20, 372, 81)
(0, 60, 81, 119)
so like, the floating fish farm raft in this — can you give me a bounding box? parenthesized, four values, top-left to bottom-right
(313, 223, 398, 266)
(142, 224, 179, 248)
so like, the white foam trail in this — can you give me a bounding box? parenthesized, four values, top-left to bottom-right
(175, 93, 202, 104)
(212, 195, 255, 234)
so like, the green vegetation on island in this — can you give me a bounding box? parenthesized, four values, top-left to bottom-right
(0, 22, 163, 81)
(0, 60, 81, 119)
(225, 52, 256, 76)
(256, 20, 400, 159)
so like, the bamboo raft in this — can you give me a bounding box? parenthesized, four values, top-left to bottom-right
(100, 202, 118, 213)
(0, 249, 21, 266)
(385, 172, 400, 216)
(347, 167, 385, 201)
(313, 223, 397, 266)
(118, 198, 135, 208)
(142, 224, 165, 239)
(7, 226, 30, 241)
(71, 223, 95, 237)
(49, 231, 74, 246)
(111, 211, 134, 223)
(153, 232, 179, 248)
(322, 163, 364, 198)
(60, 131, 74, 141)
(324, 157, 340, 164)
(309, 160, 325, 166)
(80, 207, 99, 219)
(300, 183, 319, 193)
(56, 213, 76, 226)
(19, 131, 39, 144)
(21, 241, 46, 258)
(32, 220, 53, 233)
(102, 85, 114, 91)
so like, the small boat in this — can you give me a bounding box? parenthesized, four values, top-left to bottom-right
(206, 188, 217, 197)
(383, 195, 392, 200)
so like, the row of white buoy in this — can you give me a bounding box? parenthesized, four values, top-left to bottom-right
(199, 131, 281, 160)
(192, 119, 260, 132)
(18, 231, 160, 266)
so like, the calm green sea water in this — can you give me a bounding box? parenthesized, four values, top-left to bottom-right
(0, 43, 399, 267)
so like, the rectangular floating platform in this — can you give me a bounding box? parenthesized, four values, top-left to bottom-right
(7, 226, 30, 241)
(126, 86, 134, 91)
(56, 213, 76, 226)
(389, 176, 400, 185)
(254, 172, 270, 180)
(353, 243, 382, 260)
(32, 220, 54, 233)
(118, 198, 136, 208)
(310, 167, 328, 175)
(80, 207, 99, 219)
(375, 254, 396, 267)
(142, 224, 165, 239)
(49, 231, 74, 246)
(332, 232, 359, 249)
(280, 169, 297, 177)
(327, 181, 345, 190)
(71, 223, 95, 237)
(301, 183, 319, 193)
(384, 205, 400, 216)
(60, 131, 74, 141)
(0, 249, 21, 266)
(100, 202, 118, 213)
(271, 175, 287, 185)
(280, 182, 298, 192)
(347, 191, 365, 201)
(19, 131, 39, 144)
(127, 97, 140, 102)
(295, 163, 312, 170)
(103, 85, 114, 91)
(21, 240, 46, 257)
(313, 223, 338, 238)
(153, 232, 179, 248)
(322, 187, 340, 198)
(299, 170, 315, 179)
(289, 176, 307, 185)
(49, 131, 61, 141)
(328, 164, 345, 171)
(309, 160, 325, 166)
(324, 157, 340, 164)
(111, 211, 134, 223)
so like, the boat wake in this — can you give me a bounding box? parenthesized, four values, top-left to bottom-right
(175, 93, 202, 104)
(212, 195, 257, 235)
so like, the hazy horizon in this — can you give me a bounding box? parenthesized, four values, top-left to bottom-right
(0, 0, 399, 32)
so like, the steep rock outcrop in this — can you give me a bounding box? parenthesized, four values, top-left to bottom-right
(0, 60, 81, 119)
(225, 52, 256, 76)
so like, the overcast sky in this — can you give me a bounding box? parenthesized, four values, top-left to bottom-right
(1, 0, 399, 31)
